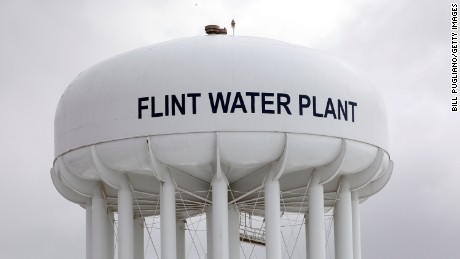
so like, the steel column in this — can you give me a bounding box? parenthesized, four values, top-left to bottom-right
(206, 206, 213, 259)
(264, 179, 282, 259)
(107, 211, 114, 259)
(118, 175, 134, 259)
(334, 178, 353, 259)
(309, 173, 326, 259)
(86, 198, 92, 259)
(161, 179, 177, 259)
(134, 217, 144, 259)
(92, 183, 109, 259)
(351, 192, 361, 259)
(176, 219, 186, 259)
(304, 215, 309, 259)
(211, 177, 229, 259)
(228, 205, 240, 259)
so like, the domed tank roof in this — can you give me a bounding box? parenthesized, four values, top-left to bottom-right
(55, 35, 388, 158)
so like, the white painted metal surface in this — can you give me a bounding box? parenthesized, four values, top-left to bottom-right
(264, 179, 282, 259)
(118, 175, 134, 259)
(107, 211, 114, 259)
(51, 35, 394, 259)
(352, 192, 362, 259)
(55, 36, 388, 157)
(161, 178, 177, 259)
(305, 216, 310, 259)
(334, 178, 354, 259)
(134, 217, 144, 259)
(211, 174, 229, 259)
(308, 173, 326, 259)
(176, 220, 186, 259)
(206, 206, 213, 259)
(92, 184, 109, 259)
(228, 205, 240, 259)
(86, 199, 92, 259)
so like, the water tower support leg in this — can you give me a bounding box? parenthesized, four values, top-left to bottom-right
(309, 173, 326, 259)
(176, 219, 186, 259)
(206, 206, 213, 259)
(228, 205, 240, 259)
(334, 178, 353, 259)
(161, 179, 177, 259)
(211, 176, 229, 259)
(134, 217, 144, 259)
(304, 215, 309, 259)
(264, 179, 282, 259)
(351, 192, 361, 259)
(86, 198, 92, 259)
(92, 183, 109, 259)
(118, 175, 134, 259)
(107, 211, 114, 259)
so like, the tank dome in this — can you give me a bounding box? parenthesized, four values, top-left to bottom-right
(55, 35, 388, 158)
(52, 35, 393, 259)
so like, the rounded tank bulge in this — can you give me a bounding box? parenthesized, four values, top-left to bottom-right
(55, 35, 388, 158)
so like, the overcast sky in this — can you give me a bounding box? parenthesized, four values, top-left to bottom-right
(0, 0, 457, 258)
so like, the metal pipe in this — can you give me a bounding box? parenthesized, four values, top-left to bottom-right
(206, 206, 213, 259)
(118, 175, 134, 259)
(134, 217, 144, 259)
(107, 211, 114, 259)
(212, 176, 229, 259)
(176, 219, 186, 259)
(86, 198, 92, 259)
(161, 179, 177, 259)
(334, 178, 353, 259)
(264, 179, 282, 259)
(351, 192, 361, 259)
(309, 173, 326, 259)
(92, 183, 109, 259)
(228, 205, 240, 259)
(304, 215, 309, 259)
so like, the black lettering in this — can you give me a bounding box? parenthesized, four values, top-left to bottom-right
(299, 95, 311, 115)
(338, 100, 348, 121)
(312, 96, 323, 118)
(349, 101, 357, 122)
(187, 93, 201, 114)
(209, 92, 231, 113)
(164, 95, 169, 116)
(246, 92, 260, 113)
(138, 97, 149, 119)
(277, 93, 292, 114)
(324, 98, 337, 119)
(151, 96, 163, 117)
(230, 92, 248, 113)
(261, 92, 275, 114)
(172, 94, 186, 115)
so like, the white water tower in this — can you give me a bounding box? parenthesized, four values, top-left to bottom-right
(51, 28, 393, 259)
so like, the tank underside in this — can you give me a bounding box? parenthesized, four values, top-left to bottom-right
(52, 132, 392, 219)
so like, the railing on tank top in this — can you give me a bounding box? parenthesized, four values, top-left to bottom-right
(239, 212, 266, 246)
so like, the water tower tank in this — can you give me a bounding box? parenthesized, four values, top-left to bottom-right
(51, 34, 393, 259)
